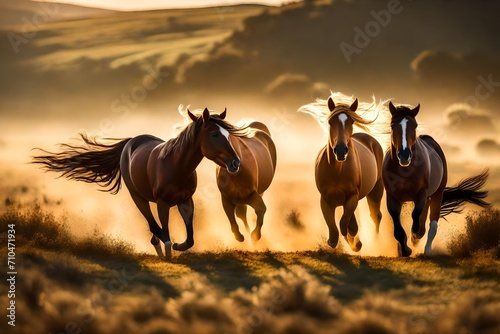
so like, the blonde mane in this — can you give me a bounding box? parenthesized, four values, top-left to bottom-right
(298, 92, 391, 145)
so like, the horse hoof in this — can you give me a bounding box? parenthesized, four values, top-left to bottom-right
(402, 247, 412, 257)
(424, 246, 434, 256)
(173, 241, 193, 252)
(326, 239, 339, 248)
(327, 238, 338, 248)
(251, 230, 261, 244)
(350, 240, 362, 252)
(234, 233, 244, 242)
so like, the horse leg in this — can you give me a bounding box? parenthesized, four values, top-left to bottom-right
(424, 192, 443, 255)
(339, 194, 358, 238)
(221, 195, 244, 242)
(157, 199, 173, 259)
(248, 192, 266, 244)
(411, 189, 427, 246)
(235, 204, 250, 233)
(387, 193, 411, 257)
(320, 197, 339, 248)
(346, 214, 362, 252)
(128, 190, 165, 258)
(367, 178, 384, 233)
(174, 197, 195, 252)
(413, 200, 430, 245)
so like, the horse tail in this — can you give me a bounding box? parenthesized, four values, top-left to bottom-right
(32, 132, 132, 194)
(440, 169, 490, 218)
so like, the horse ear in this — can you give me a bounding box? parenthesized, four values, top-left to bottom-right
(187, 109, 198, 122)
(411, 104, 420, 117)
(389, 101, 397, 115)
(219, 108, 227, 119)
(350, 98, 358, 111)
(202, 108, 210, 123)
(328, 97, 335, 112)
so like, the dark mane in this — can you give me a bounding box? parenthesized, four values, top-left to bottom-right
(391, 105, 416, 124)
(159, 114, 254, 159)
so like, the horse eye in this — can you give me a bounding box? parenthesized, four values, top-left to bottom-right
(211, 133, 218, 138)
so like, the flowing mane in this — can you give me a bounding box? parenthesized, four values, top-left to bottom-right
(159, 106, 256, 159)
(298, 92, 390, 138)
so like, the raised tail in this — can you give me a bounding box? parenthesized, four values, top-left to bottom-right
(440, 169, 490, 218)
(32, 132, 132, 194)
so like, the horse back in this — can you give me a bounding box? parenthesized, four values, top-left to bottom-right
(121, 135, 164, 201)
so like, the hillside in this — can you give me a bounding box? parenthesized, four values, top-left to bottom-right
(0, 0, 117, 27)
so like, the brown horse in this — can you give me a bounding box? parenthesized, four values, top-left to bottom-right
(216, 121, 277, 244)
(299, 93, 386, 252)
(33, 107, 243, 258)
(382, 102, 490, 256)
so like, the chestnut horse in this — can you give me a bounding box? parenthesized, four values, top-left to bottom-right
(299, 93, 387, 252)
(33, 108, 243, 258)
(382, 102, 490, 256)
(216, 121, 277, 244)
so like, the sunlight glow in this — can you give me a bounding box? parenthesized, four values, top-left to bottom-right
(34, 0, 290, 11)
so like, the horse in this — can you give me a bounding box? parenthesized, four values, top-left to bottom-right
(215, 121, 277, 244)
(382, 101, 490, 256)
(32, 107, 245, 259)
(299, 92, 387, 252)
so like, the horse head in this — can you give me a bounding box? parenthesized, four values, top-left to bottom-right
(188, 107, 241, 174)
(389, 101, 420, 167)
(327, 97, 358, 162)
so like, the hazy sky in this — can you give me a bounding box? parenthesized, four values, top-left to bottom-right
(35, 0, 289, 11)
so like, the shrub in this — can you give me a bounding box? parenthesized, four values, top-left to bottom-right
(448, 209, 500, 258)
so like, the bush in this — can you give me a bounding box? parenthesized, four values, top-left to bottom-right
(0, 203, 135, 259)
(448, 209, 500, 258)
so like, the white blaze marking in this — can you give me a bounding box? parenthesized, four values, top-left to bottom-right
(338, 113, 348, 129)
(217, 124, 230, 141)
(400, 118, 408, 149)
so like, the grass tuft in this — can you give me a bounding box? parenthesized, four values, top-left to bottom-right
(448, 209, 500, 258)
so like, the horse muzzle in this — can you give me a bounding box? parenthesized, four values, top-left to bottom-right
(333, 145, 349, 162)
(226, 159, 240, 174)
(397, 149, 412, 167)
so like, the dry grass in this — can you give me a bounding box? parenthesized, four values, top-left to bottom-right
(0, 203, 135, 260)
(1, 203, 499, 333)
(447, 209, 500, 258)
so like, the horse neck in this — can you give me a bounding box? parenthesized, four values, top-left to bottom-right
(180, 136, 204, 172)
(163, 132, 204, 175)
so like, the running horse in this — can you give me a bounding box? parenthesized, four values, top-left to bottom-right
(382, 101, 490, 256)
(215, 121, 277, 244)
(299, 92, 387, 252)
(33, 107, 245, 258)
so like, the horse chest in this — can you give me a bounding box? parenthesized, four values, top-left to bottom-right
(217, 171, 255, 201)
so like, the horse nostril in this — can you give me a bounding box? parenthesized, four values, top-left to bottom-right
(333, 147, 337, 155)
(345, 146, 349, 154)
(232, 160, 240, 169)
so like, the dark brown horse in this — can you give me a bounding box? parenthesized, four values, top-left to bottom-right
(33, 108, 244, 258)
(299, 93, 386, 252)
(216, 121, 277, 244)
(382, 102, 490, 256)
